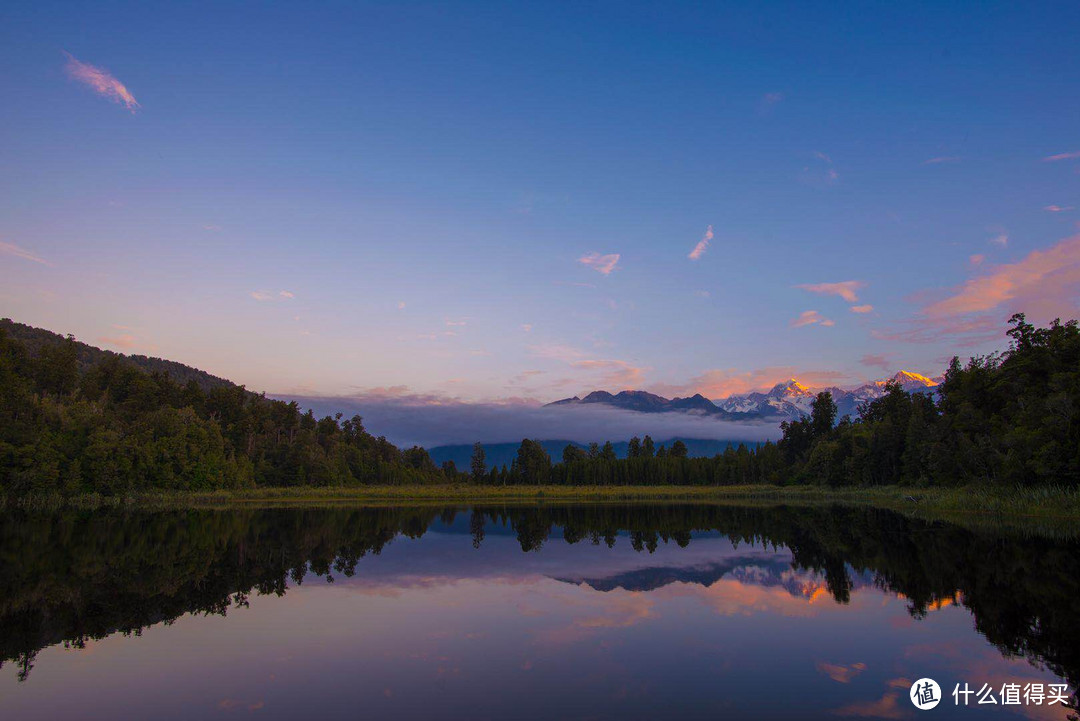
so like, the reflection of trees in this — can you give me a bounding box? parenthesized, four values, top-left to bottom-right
(0, 504, 1077, 706)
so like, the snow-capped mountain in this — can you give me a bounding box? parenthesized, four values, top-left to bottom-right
(547, 371, 940, 421)
(716, 379, 818, 418)
(717, 371, 939, 419)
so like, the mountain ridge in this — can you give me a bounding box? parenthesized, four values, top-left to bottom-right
(547, 371, 940, 421)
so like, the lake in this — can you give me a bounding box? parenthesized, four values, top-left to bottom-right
(0, 504, 1076, 719)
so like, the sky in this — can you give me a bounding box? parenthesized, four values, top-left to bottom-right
(3, 1, 1080, 415)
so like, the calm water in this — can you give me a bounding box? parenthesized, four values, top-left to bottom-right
(0, 504, 1076, 720)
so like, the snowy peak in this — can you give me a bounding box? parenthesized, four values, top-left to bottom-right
(881, 371, 937, 389)
(547, 370, 940, 421)
(767, 379, 812, 398)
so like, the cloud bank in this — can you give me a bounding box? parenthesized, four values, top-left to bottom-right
(281, 393, 780, 448)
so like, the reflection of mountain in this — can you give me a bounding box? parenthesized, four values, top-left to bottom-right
(555, 556, 874, 601)
(555, 555, 792, 592)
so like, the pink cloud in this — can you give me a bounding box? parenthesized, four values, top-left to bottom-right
(0, 240, 49, 265)
(923, 156, 960, 165)
(1042, 151, 1080, 162)
(250, 291, 273, 301)
(569, 359, 647, 388)
(969, 254, 985, 267)
(989, 232, 1009, 247)
(279, 290, 295, 299)
(816, 661, 867, 684)
(831, 690, 905, 719)
(63, 52, 140, 112)
(850, 304, 874, 314)
(791, 310, 833, 328)
(924, 234, 1080, 318)
(97, 334, 137, 349)
(860, 354, 891, 371)
(1044, 205, 1074, 212)
(878, 234, 1080, 346)
(796, 280, 865, 303)
(578, 252, 620, 275)
(688, 225, 714, 261)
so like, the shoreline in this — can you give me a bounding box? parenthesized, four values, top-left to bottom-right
(5, 483, 1079, 521)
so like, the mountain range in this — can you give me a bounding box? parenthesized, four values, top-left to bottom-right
(547, 371, 940, 421)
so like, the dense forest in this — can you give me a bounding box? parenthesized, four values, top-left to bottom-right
(2, 313, 1078, 495)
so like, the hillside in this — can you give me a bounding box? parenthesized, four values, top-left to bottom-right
(0, 318, 236, 392)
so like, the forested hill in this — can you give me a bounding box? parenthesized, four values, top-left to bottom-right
(1, 318, 235, 392)
(1, 321, 449, 496)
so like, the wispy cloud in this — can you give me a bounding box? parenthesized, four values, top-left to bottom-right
(1044, 205, 1074, 212)
(816, 661, 867, 684)
(688, 225, 714, 261)
(0, 240, 49, 265)
(63, 52, 140, 112)
(922, 156, 960, 165)
(790, 310, 834, 328)
(251, 289, 295, 302)
(860, 354, 891, 371)
(925, 234, 1080, 318)
(397, 301, 406, 310)
(989, 232, 1009, 247)
(578, 252, 620, 275)
(202, 224, 222, 232)
(796, 280, 865, 303)
(762, 92, 784, 106)
(570, 359, 647, 388)
(1042, 151, 1080, 162)
(969, 254, 985, 267)
(445, 319, 467, 327)
(97, 333, 137, 349)
(849, 304, 874, 313)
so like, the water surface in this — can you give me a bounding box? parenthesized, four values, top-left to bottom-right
(0, 504, 1076, 719)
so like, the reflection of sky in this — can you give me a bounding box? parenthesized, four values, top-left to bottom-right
(0, 523, 1068, 720)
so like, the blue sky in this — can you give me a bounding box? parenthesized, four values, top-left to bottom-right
(2, 1, 1080, 404)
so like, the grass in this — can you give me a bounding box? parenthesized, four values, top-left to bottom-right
(6, 482, 1080, 522)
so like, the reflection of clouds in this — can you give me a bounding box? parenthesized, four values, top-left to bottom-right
(830, 689, 906, 719)
(817, 661, 867, 683)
